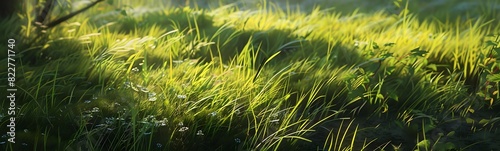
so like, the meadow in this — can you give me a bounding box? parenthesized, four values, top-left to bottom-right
(0, 0, 499, 150)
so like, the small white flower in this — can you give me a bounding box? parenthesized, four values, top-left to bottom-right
(177, 94, 187, 99)
(179, 127, 189, 132)
(105, 117, 114, 124)
(196, 130, 204, 136)
(132, 67, 139, 72)
(148, 97, 157, 101)
(91, 107, 100, 113)
(148, 92, 157, 101)
(140, 87, 149, 93)
(209, 111, 217, 117)
(173, 60, 183, 64)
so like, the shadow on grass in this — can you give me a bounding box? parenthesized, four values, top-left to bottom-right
(2, 3, 495, 150)
(0, 6, 367, 150)
(99, 8, 370, 150)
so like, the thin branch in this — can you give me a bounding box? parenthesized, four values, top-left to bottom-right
(44, 0, 104, 29)
(35, 0, 54, 24)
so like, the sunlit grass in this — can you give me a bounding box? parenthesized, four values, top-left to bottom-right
(1, 0, 499, 150)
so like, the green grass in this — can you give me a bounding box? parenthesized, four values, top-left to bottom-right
(1, 0, 500, 150)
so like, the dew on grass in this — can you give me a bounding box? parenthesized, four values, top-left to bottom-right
(24, 129, 28, 133)
(156, 143, 162, 148)
(143, 132, 152, 135)
(92, 95, 98, 100)
(107, 87, 115, 91)
(178, 122, 183, 126)
(107, 128, 114, 132)
(234, 138, 241, 144)
(22, 143, 28, 146)
(84, 100, 91, 104)
(1, 135, 6, 138)
(179, 127, 189, 132)
(0, 142, 5, 145)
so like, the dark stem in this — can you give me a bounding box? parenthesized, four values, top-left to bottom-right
(253, 58, 267, 82)
(35, 0, 54, 24)
(44, 0, 104, 29)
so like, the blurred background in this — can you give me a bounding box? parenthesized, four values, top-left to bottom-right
(165, 0, 499, 20)
(4, 0, 497, 25)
